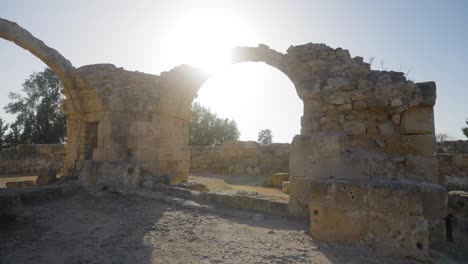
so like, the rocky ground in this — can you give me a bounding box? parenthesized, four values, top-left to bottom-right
(0, 190, 461, 264)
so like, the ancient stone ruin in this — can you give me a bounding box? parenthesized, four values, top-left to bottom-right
(0, 18, 451, 261)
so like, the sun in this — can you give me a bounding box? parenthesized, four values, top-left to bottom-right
(161, 9, 254, 73)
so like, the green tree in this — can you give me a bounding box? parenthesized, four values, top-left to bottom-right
(463, 120, 468, 138)
(4, 68, 66, 144)
(189, 102, 240, 146)
(4, 123, 21, 146)
(0, 118, 8, 148)
(257, 129, 272, 146)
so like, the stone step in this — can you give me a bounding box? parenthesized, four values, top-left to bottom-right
(146, 184, 290, 217)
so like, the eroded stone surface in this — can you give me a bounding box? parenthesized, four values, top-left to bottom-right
(0, 17, 447, 261)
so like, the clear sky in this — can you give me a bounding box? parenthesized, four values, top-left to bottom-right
(1, 0, 467, 142)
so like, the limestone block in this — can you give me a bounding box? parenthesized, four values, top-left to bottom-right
(289, 198, 309, 217)
(129, 149, 158, 161)
(327, 97, 346, 105)
(129, 121, 156, 136)
(392, 114, 401, 125)
(448, 191, 468, 218)
(290, 134, 342, 178)
(368, 97, 388, 108)
(309, 203, 368, 243)
(305, 156, 371, 180)
(156, 160, 189, 185)
(92, 148, 107, 160)
(108, 95, 125, 111)
(390, 98, 403, 107)
(420, 183, 447, 219)
(385, 135, 436, 156)
(404, 156, 438, 183)
(308, 179, 329, 204)
(306, 178, 433, 260)
(367, 182, 405, 215)
(107, 148, 128, 160)
(288, 177, 313, 201)
(366, 125, 378, 135)
(79, 160, 141, 191)
(332, 180, 368, 211)
(343, 121, 366, 136)
(282, 181, 289, 194)
(401, 107, 435, 135)
(351, 93, 370, 101)
(127, 136, 158, 150)
(453, 154, 468, 169)
(378, 120, 395, 137)
(368, 213, 430, 261)
(271, 173, 289, 187)
(337, 104, 353, 112)
(415, 81, 436, 107)
(354, 101, 367, 110)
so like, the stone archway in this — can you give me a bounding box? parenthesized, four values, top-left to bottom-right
(0, 17, 445, 261)
(0, 18, 109, 176)
(176, 43, 442, 261)
(0, 18, 81, 113)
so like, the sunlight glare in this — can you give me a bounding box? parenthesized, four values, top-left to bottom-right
(195, 62, 303, 143)
(161, 9, 254, 73)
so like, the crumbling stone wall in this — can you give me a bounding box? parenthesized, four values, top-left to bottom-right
(438, 140, 468, 191)
(0, 18, 447, 260)
(0, 144, 64, 175)
(0, 18, 207, 189)
(190, 43, 441, 261)
(190, 141, 289, 175)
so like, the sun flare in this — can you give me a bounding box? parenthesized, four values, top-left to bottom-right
(162, 9, 254, 73)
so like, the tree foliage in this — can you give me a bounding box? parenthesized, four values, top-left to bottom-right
(4, 68, 66, 144)
(257, 129, 272, 146)
(0, 118, 8, 148)
(463, 120, 468, 138)
(189, 102, 240, 146)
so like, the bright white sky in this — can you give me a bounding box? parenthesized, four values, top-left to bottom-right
(1, 0, 467, 142)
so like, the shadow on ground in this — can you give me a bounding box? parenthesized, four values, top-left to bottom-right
(0, 189, 463, 264)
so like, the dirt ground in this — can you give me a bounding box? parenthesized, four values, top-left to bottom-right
(189, 172, 289, 203)
(0, 190, 429, 264)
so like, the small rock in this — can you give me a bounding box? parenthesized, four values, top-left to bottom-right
(391, 98, 403, 107)
(392, 114, 401, 125)
(354, 101, 367, 110)
(327, 97, 346, 105)
(337, 104, 353, 112)
(267, 230, 275, 234)
(351, 93, 370, 101)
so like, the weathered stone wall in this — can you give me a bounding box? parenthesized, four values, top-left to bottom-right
(190, 141, 289, 175)
(437, 140, 468, 191)
(0, 18, 448, 260)
(0, 18, 207, 188)
(438, 140, 468, 154)
(0, 144, 64, 175)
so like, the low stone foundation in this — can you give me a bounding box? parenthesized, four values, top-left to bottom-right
(307, 178, 446, 261)
(79, 160, 141, 192)
(0, 144, 64, 175)
(190, 141, 289, 176)
(438, 140, 468, 192)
